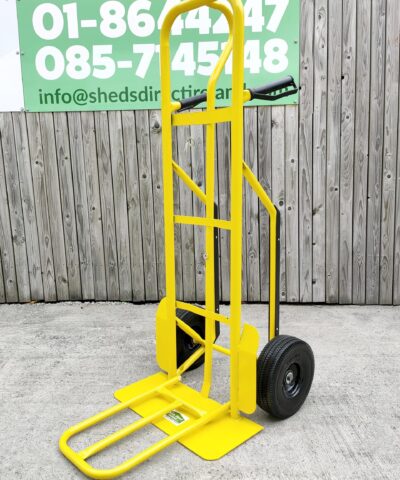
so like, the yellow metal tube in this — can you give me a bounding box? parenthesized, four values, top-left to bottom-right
(175, 301, 230, 325)
(62, 402, 230, 480)
(201, 0, 235, 400)
(228, 0, 245, 419)
(172, 107, 234, 126)
(174, 215, 231, 230)
(242, 161, 277, 340)
(176, 346, 206, 376)
(78, 400, 181, 460)
(172, 160, 207, 204)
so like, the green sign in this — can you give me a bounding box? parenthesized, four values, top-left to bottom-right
(17, 0, 299, 112)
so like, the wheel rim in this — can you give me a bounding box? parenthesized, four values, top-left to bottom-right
(282, 363, 301, 398)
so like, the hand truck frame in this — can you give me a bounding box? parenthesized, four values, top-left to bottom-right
(59, 1, 313, 478)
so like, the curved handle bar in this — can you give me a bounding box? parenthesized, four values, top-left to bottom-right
(176, 76, 298, 112)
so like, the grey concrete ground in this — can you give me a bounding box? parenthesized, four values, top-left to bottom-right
(0, 303, 399, 480)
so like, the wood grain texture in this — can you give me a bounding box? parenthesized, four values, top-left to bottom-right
(0, 120, 18, 303)
(12, 113, 44, 301)
(257, 107, 272, 303)
(244, 108, 260, 301)
(122, 110, 145, 302)
(326, 0, 342, 303)
(67, 112, 95, 300)
(366, 0, 386, 304)
(39, 113, 69, 300)
(379, 0, 400, 304)
(339, 0, 356, 304)
(81, 112, 107, 300)
(0, 113, 31, 302)
(191, 120, 206, 301)
(109, 111, 132, 301)
(352, 0, 371, 305)
(149, 111, 166, 299)
(298, 0, 314, 302)
(95, 111, 120, 300)
(285, 106, 299, 303)
(0, 245, 4, 303)
(271, 107, 286, 302)
(54, 113, 81, 300)
(26, 113, 57, 302)
(312, 0, 327, 302)
(0, 1, 400, 305)
(176, 120, 196, 301)
(135, 110, 158, 301)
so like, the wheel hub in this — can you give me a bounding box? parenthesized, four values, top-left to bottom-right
(285, 371, 294, 385)
(282, 363, 301, 398)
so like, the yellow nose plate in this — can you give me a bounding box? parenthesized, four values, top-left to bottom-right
(114, 372, 263, 460)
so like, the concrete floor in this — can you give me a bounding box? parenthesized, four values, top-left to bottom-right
(0, 303, 399, 480)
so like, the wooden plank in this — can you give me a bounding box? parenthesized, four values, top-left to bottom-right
(216, 121, 231, 303)
(0, 113, 31, 303)
(366, 0, 386, 304)
(312, 0, 327, 302)
(191, 120, 206, 302)
(285, 106, 299, 303)
(244, 107, 260, 302)
(121, 111, 145, 302)
(94, 111, 120, 300)
(379, 1, 400, 304)
(395, 94, 400, 304)
(257, 107, 272, 303)
(39, 113, 69, 300)
(26, 113, 57, 302)
(176, 120, 196, 302)
(54, 113, 82, 300)
(81, 112, 107, 300)
(299, 0, 314, 302)
(108, 111, 132, 301)
(0, 120, 18, 303)
(352, 0, 371, 305)
(149, 111, 166, 300)
(12, 113, 44, 301)
(339, 0, 356, 304)
(135, 110, 158, 301)
(0, 246, 4, 303)
(67, 112, 95, 300)
(325, 0, 342, 303)
(271, 107, 286, 302)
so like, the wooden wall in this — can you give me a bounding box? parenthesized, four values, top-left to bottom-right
(1, 0, 400, 305)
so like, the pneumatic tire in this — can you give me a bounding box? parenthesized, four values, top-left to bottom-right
(257, 335, 314, 419)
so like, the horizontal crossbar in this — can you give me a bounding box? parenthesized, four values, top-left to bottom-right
(175, 301, 230, 325)
(175, 215, 231, 230)
(172, 107, 233, 126)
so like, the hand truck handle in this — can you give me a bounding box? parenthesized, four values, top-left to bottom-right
(176, 76, 298, 112)
(177, 92, 208, 112)
(248, 75, 298, 101)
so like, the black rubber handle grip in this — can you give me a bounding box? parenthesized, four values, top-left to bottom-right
(250, 75, 296, 96)
(177, 92, 207, 112)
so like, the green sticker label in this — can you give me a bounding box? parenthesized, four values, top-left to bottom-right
(164, 410, 189, 426)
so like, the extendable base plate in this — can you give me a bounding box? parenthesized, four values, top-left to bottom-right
(114, 372, 263, 460)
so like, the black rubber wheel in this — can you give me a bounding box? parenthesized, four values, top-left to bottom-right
(176, 309, 220, 371)
(257, 335, 314, 419)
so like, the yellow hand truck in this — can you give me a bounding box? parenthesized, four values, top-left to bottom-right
(60, 1, 314, 478)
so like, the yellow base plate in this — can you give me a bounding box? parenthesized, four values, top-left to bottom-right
(114, 372, 263, 460)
